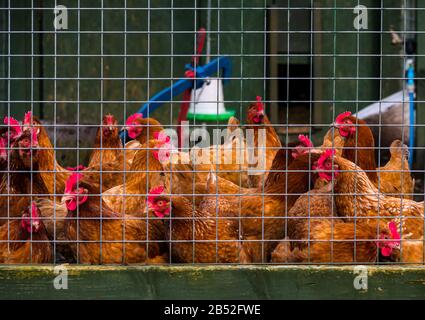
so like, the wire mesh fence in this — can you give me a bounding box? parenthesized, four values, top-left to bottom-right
(0, 0, 424, 265)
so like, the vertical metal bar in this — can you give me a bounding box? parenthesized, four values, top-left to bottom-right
(353, 0, 361, 263)
(54, 0, 61, 262)
(122, 0, 127, 265)
(400, 0, 408, 262)
(238, 0, 243, 264)
(169, 0, 173, 264)
(46, 0, 57, 264)
(215, 0, 219, 264)
(331, 0, 337, 263)
(206, 0, 211, 64)
(261, 0, 267, 264)
(146, 0, 151, 264)
(38, 3, 44, 120)
(285, 0, 290, 264)
(6, 0, 10, 258)
(377, 0, 384, 262)
(99, 0, 104, 264)
(75, 0, 80, 266)
(30, 0, 34, 263)
(307, 0, 313, 264)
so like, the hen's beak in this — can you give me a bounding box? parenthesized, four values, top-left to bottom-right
(389, 241, 401, 249)
(61, 194, 73, 205)
(32, 221, 40, 232)
(144, 205, 152, 215)
(257, 114, 264, 122)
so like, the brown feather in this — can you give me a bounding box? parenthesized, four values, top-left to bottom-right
(65, 180, 166, 264)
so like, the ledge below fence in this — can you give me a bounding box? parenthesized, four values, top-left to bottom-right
(0, 265, 424, 300)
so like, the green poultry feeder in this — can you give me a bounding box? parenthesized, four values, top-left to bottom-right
(186, 77, 235, 122)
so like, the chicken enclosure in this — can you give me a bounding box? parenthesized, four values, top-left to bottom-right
(1, 0, 425, 281)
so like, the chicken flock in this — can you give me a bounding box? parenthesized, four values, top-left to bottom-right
(0, 98, 422, 265)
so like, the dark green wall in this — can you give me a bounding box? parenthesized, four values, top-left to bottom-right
(1, 0, 266, 121)
(1, 0, 266, 164)
(313, 0, 402, 128)
(0, 1, 409, 164)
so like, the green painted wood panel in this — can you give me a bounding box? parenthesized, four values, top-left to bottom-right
(33, 0, 265, 125)
(1, 0, 266, 165)
(314, 0, 402, 130)
(0, 1, 408, 163)
(1, 0, 41, 118)
(0, 265, 425, 299)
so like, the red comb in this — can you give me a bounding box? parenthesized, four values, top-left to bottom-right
(312, 149, 339, 181)
(31, 127, 38, 146)
(125, 113, 143, 126)
(65, 173, 83, 194)
(335, 111, 352, 125)
(126, 113, 144, 139)
(31, 201, 39, 219)
(314, 149, 336, 168)
(317, 149, 336, 167)
(24, 111, 32, 126)
(147, 186, 165, 207)
(66, 165, 87, 171)
(0, 138, 6, 159)
(298, 135, 314, 148)
(104, 114, 115, 125)
(4, 116, 22, 137)
(21, 201, 40, 233)
(152, 132, 171, 162)
(255, 96, 264, 113)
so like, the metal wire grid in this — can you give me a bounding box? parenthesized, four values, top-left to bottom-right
(0, 0, 423, 265)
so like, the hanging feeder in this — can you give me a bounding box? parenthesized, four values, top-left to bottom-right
(186, 77, 235, 122)
(120, 28, 233, 144)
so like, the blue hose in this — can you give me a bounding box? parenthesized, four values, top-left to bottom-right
(120, 56, 232, 144)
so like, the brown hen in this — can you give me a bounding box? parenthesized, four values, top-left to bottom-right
(198, 148, 318, 263)
(0, 202, 52, 264)
(63, 173, 166, 264)
(315, 150, 423, 264)
(88, 113, 123, 168)
(377, 139, 414, 200)
(272, 219, 400, 264)
(102, 139, 167, 216)
(245, 96, 282, 188)
(322, 112, 414, 199)
(147, 187, 240, 263)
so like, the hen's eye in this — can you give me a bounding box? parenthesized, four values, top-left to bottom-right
(157, 200, 164, 207)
